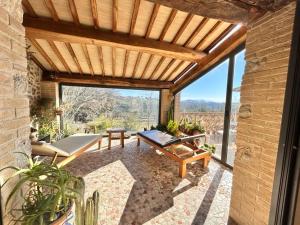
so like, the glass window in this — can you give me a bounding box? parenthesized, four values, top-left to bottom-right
(60, 85, 160, 134)
(179, 60, 229, 160)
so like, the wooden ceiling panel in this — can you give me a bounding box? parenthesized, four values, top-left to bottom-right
(52, 0, 73, 22)
(36, 39, 65, 71)
(75, 0, 94, 26)
(87, 44, 102, 75)
(125, 51, 139, 78)
(102, 45, 113, 76)
(134, 1, 155, 37)
(197, 22, 232, 51)
(186, 19, 219, 48)
(117, 0, 134, 33)
(143, 55, 161, 79)
(98, 0, 113, 30)
(28, 0, 52, 18)
(160, 59, 181, 80)
(115, 48, 126, 77)
(167, 61, 190, 81)
(148, 5, 172, 40)
(70, 43, 91, 74)
(175, 15, 204, 46)
(54, 41, 79, 73)
(135, 53, 150, 78)
(154, 57, 172, 79)
(162, 11, 188, 43)
(29, 43, 52, 71)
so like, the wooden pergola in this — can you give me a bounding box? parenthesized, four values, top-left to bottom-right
(23, 0, 250, 92)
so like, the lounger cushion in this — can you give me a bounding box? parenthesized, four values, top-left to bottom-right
(32, 142, 71, 157)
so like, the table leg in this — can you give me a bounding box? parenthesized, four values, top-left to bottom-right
(179, 162, 187, 178)
(137, 137, 140, 146)
(121, 131, 125, 148)
(98, 139, 102, 150)
(108, 132, 112, 150)
(203, 157, 209, 168)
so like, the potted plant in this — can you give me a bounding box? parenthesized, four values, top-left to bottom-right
(1, 153, 99, 225)
(167, 120, 179, 136)
(200, 143, 216, 155)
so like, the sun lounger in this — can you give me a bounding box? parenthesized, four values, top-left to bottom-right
(31, 134, 102, 167)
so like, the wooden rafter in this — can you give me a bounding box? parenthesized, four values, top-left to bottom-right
(81, 44, 94, 75)
(29, 38, 58, 72)
(165, 61, 185, 81)
(130, 0, 141, 35)
(132, 52, 142, 78)
(97, 46, 105, 75)
(112, 0, 118, 32)
(67, 0, 80, 25)
(157, 58, 176, 80)
(48, 40, 71, 73)
(112, 47, 116, 76)
(149, 56, 165, 80)
(43, 71, 173, 89)
(194, 21, 223, 50)
(65, 43, 83, 74)
(123, 50, 129, 77)
(172, 13, 194, 44)
(90, 0, 99, 29)
(140, 55, 154, 79)
(184, 18, 209, 47)
(145, 3, 160, 38)
(24, 16, 206, 62)
(43, 0, 59, 22)
(173, 62, 196, 83)
(171, 26, 247, 93)
(22, 0, 37, 17)
(159, 9, 177, 41)
(31, 55, 46, 71)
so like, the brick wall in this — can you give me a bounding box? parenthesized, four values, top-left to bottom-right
(160, 89, 172, 124)
(230, 2, 296, 225)
(0, 1, 30, 223)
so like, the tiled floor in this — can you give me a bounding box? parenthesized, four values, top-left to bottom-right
(66, 137, 233, 225)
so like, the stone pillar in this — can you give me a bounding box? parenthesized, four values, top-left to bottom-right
(160, 89, 173, 124)
(173, 92, 181, 122)
(0, 1, 30, 223)
(230, 2, 296, 225)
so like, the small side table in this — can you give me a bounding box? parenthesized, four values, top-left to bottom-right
(107, 128, 126, 150)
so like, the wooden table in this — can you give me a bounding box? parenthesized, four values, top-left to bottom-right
(137, 130, 210, 178)
(107, 128, 126, 150)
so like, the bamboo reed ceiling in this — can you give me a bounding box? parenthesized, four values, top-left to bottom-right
(23, 0, 238, 83)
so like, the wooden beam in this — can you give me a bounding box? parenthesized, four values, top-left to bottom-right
(130, 0, 141, 35)
(97, 46, 105, 75)
(140, 55, 154, 79)
(122, 50, 129, 77)
(82, 44, 94, 75)
(112, 47, 116, 76)
(165, 61, 185, 81)
(145, 3, 160, 38)
(132, 52, 142, 78)
(67, 0, 80, 25)
(29, 38, 58, 72)
(112, 0, 118, 32)
(149, 56, 165, 80)
(90, 0, 99, 29)
(172, 13, 194, 44)
(65, 43, 83, 74)
(194, 21, 223, 50)
(24, 16, 206, 62)
(43, 71, 173, 89)
(159, 9, 177, 41)
(43, 0, 59, 22)
(48, 40, 71, 73)
(171, 26, 247, 93)
(22, 0, 37, 17)
(184, 18, 208, 47)
(157, 58, 176, 80)
(146, 0, 264, 24)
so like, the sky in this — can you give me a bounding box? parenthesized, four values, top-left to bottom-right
(180, 50, 246, 102)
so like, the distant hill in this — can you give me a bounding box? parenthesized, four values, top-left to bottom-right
(180, 99, 239, 112)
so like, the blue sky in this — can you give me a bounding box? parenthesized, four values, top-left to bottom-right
(116, 89, 159, 98)
(180, 51, 246, 102)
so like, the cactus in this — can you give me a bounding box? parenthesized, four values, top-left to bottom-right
(85, 197, 95, 225)
(92, 191, 100, 225)
(74, 178, 85, 225)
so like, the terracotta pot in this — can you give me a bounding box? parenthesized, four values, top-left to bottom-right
(50, 202, 75, 225)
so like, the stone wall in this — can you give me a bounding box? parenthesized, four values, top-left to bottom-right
(27, 58, 42, 107)
(0, 1, 30, 223)
(230, 2, 296, 225)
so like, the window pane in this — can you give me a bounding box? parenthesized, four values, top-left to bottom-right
(61, 85, 160, 133)
(227, 50, 246, 166)
(179, 60, 229, 160)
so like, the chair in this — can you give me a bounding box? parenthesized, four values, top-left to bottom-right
(32, 134, 102, 167)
